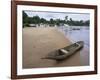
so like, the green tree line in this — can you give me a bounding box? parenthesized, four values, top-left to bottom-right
(23, 11, 90, 28)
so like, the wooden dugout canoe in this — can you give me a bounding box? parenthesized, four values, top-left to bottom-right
(42, 41, 84, 61)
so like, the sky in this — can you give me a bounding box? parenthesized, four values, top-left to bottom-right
(24, 10, 90, 21)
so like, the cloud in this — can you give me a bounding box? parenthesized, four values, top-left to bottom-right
(24, 10, 90, 21)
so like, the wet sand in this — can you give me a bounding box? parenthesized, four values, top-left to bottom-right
(22, 27, 81, 69)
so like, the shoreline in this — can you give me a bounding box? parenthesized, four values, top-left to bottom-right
(22, 27, 81, 68)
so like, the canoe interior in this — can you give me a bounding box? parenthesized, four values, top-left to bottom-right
(46, 41, 84, 57)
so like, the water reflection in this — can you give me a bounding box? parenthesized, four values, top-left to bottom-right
(58, 26, 89, 47)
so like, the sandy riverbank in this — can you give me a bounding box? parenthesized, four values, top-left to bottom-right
(22, 27, 81, 69)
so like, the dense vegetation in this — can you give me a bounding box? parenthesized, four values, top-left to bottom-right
(23, 11, 90, 28)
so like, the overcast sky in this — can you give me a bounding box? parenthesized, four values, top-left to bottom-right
(24, 10, 90, 21)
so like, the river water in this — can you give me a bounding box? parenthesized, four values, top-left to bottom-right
(58, 26, 90, 65)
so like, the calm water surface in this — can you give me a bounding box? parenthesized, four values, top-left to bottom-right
(58, 26, 89, 47)
(58, 26, 90, 65)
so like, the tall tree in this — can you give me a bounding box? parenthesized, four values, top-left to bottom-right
(49, 18, 55, 26)
(32, 16, 40, 24)
(65, 16, 68, 21)
(23, 11, 29, 27)
(23, 11, 28, 20)
(84, 20, 90, 26)
(40, 18, 46, 24)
